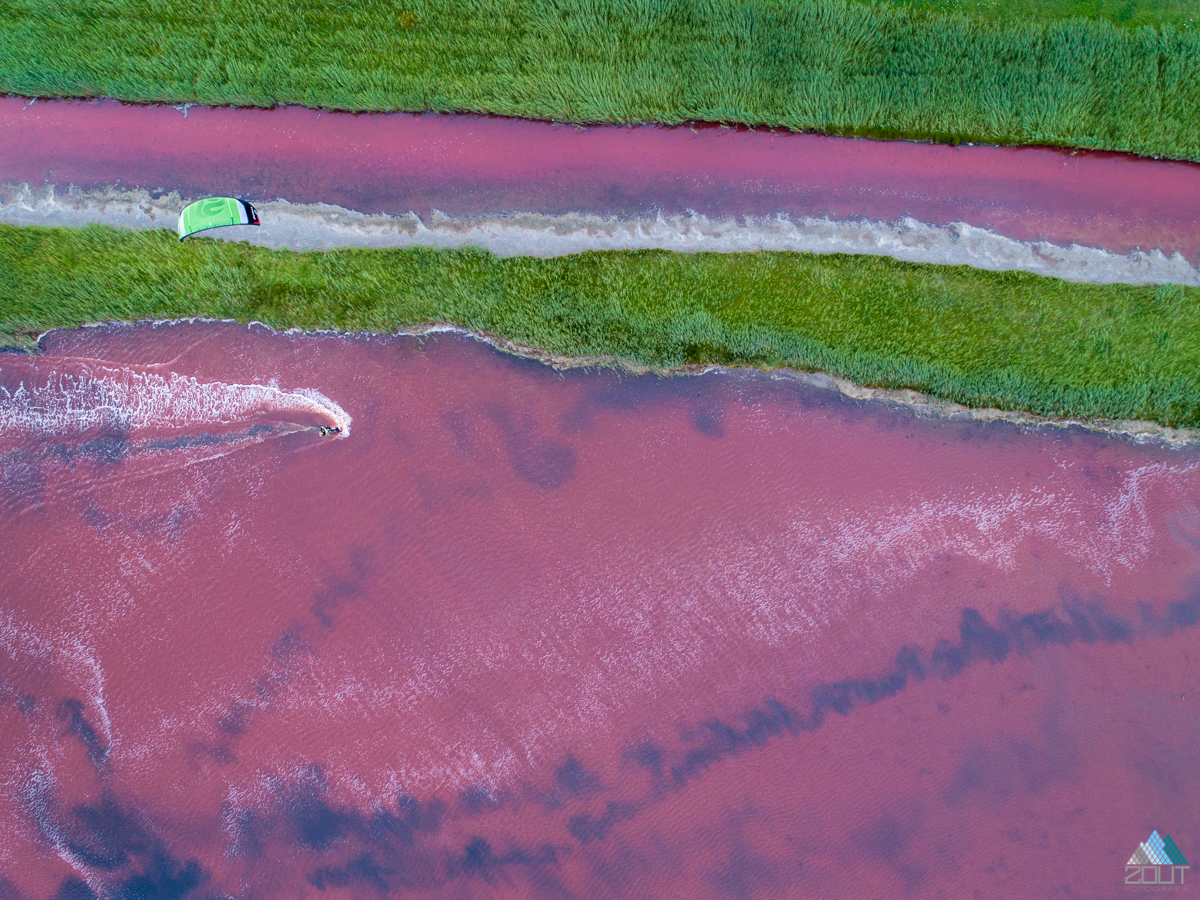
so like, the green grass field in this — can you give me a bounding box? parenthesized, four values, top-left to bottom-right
(853, 0, 1200, 25)
(2, 0, 1200, 160)
(4, 224, 1199, 428)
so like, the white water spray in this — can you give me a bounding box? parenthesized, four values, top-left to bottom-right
(0, 365, 351, 438)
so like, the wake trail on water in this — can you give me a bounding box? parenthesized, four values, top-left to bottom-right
(0, 362, 351, 515)
(0, 363, 351, 440)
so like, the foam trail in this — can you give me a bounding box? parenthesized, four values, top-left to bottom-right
(3, 183, 1198, 286)
(0, 364, 351, 438)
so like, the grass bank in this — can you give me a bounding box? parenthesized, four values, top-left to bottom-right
(2, 0, 1200, 160)
(850, 0, 1200, 26)
(3, 224, 1200, 428)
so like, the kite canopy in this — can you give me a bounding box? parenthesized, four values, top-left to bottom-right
(178, 197, 260, 240)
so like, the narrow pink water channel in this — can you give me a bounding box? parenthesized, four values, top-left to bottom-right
(1, 323, 1198, 898)
(4, 97, 1200, 258)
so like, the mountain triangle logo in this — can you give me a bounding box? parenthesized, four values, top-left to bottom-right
(1127, 831, 1189, 890)
(1129, 831, 1189, 867)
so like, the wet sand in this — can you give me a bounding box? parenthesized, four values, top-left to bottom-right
(1, 323, 1198, 898)
(4, 98, 1200, 262)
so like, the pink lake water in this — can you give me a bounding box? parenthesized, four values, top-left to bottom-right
(1, 322, 1198, 899)
(5, 98, 1200, 258)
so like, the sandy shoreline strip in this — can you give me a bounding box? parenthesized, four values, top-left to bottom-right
(4, 184, 1199, 287)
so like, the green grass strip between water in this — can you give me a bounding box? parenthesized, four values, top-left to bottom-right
(3, 0, 1200, 160)
(4, 224, 1200, 428)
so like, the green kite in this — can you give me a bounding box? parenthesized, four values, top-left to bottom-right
(178, 197, 260, 240)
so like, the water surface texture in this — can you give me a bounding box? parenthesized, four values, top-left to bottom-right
(1, 324, 1198, 899)
(4, 98, 1200, 259)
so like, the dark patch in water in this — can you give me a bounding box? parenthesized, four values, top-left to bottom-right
(77, 427, 131, 465)
(625, 739, 665, 778)
(441, 409, 474, 453)
(36, 793, 208, 900)
(0, 682, 35, 716)
(294, 796, 348, 851)
(0, 458, 44, 516)
(486, 405, 576, 489)
(302, 809, 560, 892)
(78, 501, 112, 530)
(944, 713, 1079, 806)
(54, 878, 96, 900)
(114, 851, 206, 900)
(232, 774, 453, 890)
(459, 784, 508, 814)
(508, 437, 576, 489)
(851, 807, 927, 891)
(567, 802, 638, 844)
(311, 547, 376, 626)
(666, 597, 1143, 788)
(56, 699, 108, 768)
(702, 809, 809, 900)
(452, 836, 562, 881)
(556, 755, 602, 797)
(561, 378, 651, 432)
(308, 853, 394, 891)
(690, 408, 725, 439)
(1140, 589, 1200, 635)
(55, 797, 147, 870)
(213, 625, 314, 746)
(928, 597, 1134, 680)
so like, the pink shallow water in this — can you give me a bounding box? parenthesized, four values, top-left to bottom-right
(5, 98, 1200, 257)
(1, 324, 1199, 899)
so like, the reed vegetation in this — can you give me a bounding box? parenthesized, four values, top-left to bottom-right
(858, 0, 1200, 25)
(3, 224, 1199, 428)
(1, 0, 1200, 160)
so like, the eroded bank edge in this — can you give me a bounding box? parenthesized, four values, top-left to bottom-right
(15, 318, 1198, 449)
